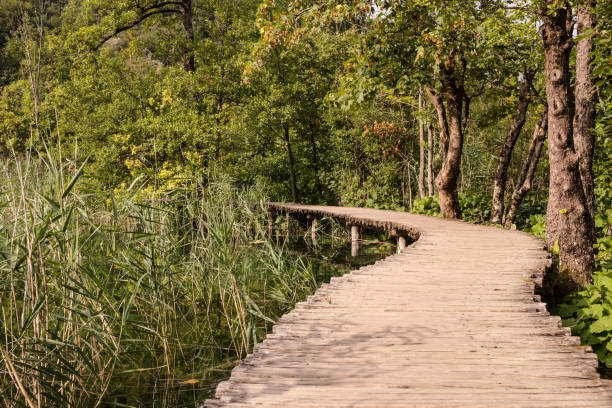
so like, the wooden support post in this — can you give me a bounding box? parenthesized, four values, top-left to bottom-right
(351, 225, 360, 242)
(398, 236, 407, 252)
(311, 217, 318, 245)
(268, 212, 274, 237)
(351, 224, 360, 257)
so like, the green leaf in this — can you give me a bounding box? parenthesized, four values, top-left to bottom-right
(584, 304, 604, 319)
(62, 158, 89, 199)
(590, 316, 612, 334)
(558, 303, 578, 317)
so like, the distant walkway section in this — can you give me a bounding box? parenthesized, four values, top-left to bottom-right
(205, 204, 612, 407)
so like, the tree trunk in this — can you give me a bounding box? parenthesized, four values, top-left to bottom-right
(505, 106, 548, 227)
(425, 87, 449, 163)
(214, 96, 223, 159)
(427, 122, 434, 196)
(182, 0, 195, 72)
(407, 162, 413, 211)
(308, 123, 323, 201)
(541, 1, 594, 284)
(462, 95, 471, 134)
(283, 124, 299, 203)
(418, 90, 426, 199)
(434, 73, 463, 219)
(573, 1, 596, 221)
(491, 70, 535, 224)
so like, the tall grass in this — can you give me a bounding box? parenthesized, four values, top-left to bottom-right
(0, 154, 316, 407)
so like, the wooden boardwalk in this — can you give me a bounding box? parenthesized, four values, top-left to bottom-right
(205, 204, 612, 407)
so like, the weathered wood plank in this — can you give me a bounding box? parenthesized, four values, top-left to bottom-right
(204, 204, 612, 407)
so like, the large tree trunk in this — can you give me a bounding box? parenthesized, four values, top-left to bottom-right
(573, 1, 596, 221)
(541, 1, 594, 284)
(283, 124, 299, 203)
(434, 73, 464, 219)
(418, 90, 426, 199)
(425, 87, 449, 163)
(491, 71, 535, 224)
(427, 122, 434, 196)
(182, 0, 195, 72)
(505, 106, 548, 227)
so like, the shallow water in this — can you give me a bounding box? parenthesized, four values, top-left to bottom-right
(115, 231, 395, 407)
(192, 232, 395, 404)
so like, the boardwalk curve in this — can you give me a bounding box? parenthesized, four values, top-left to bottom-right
(205, 204, 612, 407)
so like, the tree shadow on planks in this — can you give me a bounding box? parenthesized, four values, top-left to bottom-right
(236, 320, 439, 401)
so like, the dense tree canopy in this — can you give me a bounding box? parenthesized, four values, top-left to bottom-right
(1, 0, 612, 403)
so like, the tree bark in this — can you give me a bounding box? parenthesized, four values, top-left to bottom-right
(433, 72, 464, 219)
(308, 123, 323, 201)
(427, 122, 434, 197)
(541, 1, 594, 284)
(418, 90, 426, 199)
(491, 70, 535, 224)
(182, 0, 195, 72)
(573, 0, 596, 221)
(505, 106, 548, 227)
(425, 87, 449, 163)
(283, 123, 299, 203)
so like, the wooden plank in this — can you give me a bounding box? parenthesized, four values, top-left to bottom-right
(204, 204, 612, 407)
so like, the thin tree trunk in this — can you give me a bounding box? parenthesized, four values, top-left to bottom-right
(182, 0, 195, 72)
(505, 106, 548, 227)
(283, 124, 299, 203)
(427, 122, 434, 196)
(214, 96, 223, 159)
(491, 70, 535, 224)
(541, 1, 594, 284)
(407, 163, 413, 211)
(462, 95, 471, 134)
(573, 1, 596, 221)
(418, 90, 426, 199)
(434, 72, 464, 219)
(308, 123, 323, 201)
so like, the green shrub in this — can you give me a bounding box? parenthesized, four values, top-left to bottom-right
(558, 208, 612, 369)
(559, 268, 612, 368)
(411, 196, 440, 217)
(459, 191, 492, 224)
(524, 213, 547, 240)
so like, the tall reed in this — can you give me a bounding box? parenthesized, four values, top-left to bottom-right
(0, 154, 316, 407)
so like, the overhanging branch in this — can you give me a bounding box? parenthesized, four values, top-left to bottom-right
(94, 7, 182, 50)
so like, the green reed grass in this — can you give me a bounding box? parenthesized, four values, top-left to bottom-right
(0, 153, 316, 408)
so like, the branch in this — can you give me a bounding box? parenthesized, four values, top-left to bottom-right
(94, 8, 182, 50)
(529, 83, 546, 106)
(139, 1, 185, 14)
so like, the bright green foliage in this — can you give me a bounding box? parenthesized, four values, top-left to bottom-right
(524, 214, 547, 240)
(412, 196, 441, 217)
(459, 191, 492, 224)
(560, 269, 612, 368)
(0, 0, 611, 383)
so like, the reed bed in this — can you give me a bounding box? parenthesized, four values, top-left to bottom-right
(0, 154, 316, 408)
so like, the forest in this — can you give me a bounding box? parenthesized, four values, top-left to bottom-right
(0, 0, 611, 407)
